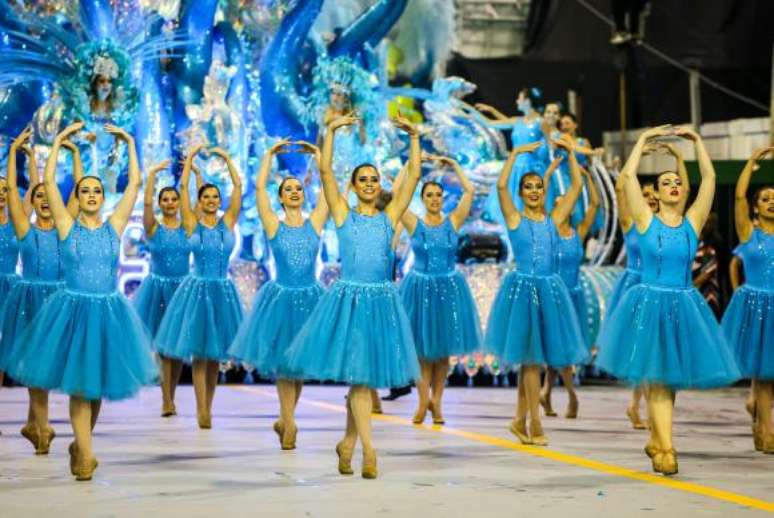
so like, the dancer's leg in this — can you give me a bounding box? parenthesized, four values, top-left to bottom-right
(540, 368, 557, 416)
(191, 359, 209, 428)
(69, 396, 98, 480)
(276, 378, 298, 449)
(559, 367, 579, 418)
(349, 385, 377, 478)
(430, 358, 448, 424)
(523, 365, 546, 445)
(413, 360, 432, 424)
(648, 384, 677, 474)
(30, 388, 53, 453)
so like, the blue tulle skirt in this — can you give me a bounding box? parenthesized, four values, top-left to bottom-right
(6, 289, 157, 401)
(399, 270, 482, 361)
(155, 276, 243, 362)
(597, 284, 740, 389)
(0, 273, 18, 301)
(283, 280, 420, 388)
(604, 269, 641, 319)
(228, 281, 323, 377)
(568, 284, 593, 351)
(0, 280, 63, 372)
(484, 272, 588, 367)
(133, 273, 186, 338)
(721, 285, 774, 380)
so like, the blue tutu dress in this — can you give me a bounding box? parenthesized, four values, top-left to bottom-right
(484, 217, 588, 367)
(284, 211, 420, 388)
(7, 222, 157, 400)
(399, 218, 482, 360)
(555, 229, 593, 350)
(721, 228, 774, 379)
(229, 221, 323, 376)
(0, 221, 20, 304)
(133, 224, 191, 337)
(155, 220, 243, 361)
(0, 226, 64, 372)
(604, 226, 642, 319)
(597, 218, 740, 389)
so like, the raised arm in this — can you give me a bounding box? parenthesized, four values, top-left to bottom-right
(192, 162, 204, 219)
(542, 155, 563, 198)
(460, 101, 515, 130)
(577, 167, 600, 240)
(678, 127, 715, 235)
(7, 129, 33, 238)
(321, 115, 359, 226)
(622, 126, 672, 232)
(474, 103, 512, 122)
(385, 116, 421, 228)
(296, 141, 329, 235)
(60, 140, 84, 218)
(142, 159, 171, 238)
(551, 135, 583, 226)
(734, 146, 772, 243)
(211, 147, 242, 230)
(179, 145, 204, 235)
(106, 125, 141, 235)
(660, 142, 690, 214)
(441, 156, 475, 231)
(497, 141, 541, 229)
(389, 163, 418, 234)
(255, 139, 290, 239)
(45, 122, 84, 239)
(19, 136, 38, 217)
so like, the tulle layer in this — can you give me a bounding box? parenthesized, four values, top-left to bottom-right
(568, 283, 593, 351)
(604, 269, 642, 320)
(133, 273, 186, 338)
(721, 285, 774, 380)
(283, 280, 420, 389)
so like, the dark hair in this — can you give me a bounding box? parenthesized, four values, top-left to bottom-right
(31, 183, 46, 198)
(752, 184, 774, 217)
(375, 190, 393, 211)
(640, 178, 655, 191)
(561, 112, 578, 124)
(350, 163, 379, 185)
(518, 172, 543, 193)
(277, 176, 303, 199)
(655, 170, 679, 186)
(518, 87, 541, 106)
(75, 175, 104, 198)
(420, 181, 443, 197)
(198, 183, 220, 200)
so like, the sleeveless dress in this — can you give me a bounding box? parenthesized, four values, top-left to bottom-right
(399, 218, 481, 360)
(0, 226, 64, 371)
(7, 222, 157, 400)
(721, 228, 773, 379)
(604, 226, 642, 319)
(484, 217, 587, 367)
(155, 220, 243, 361)
(597, 218, 740, 389)
(283, 211, 420, 388)
(0, 221, 19, 304)
(133, 224, 191, 337)
(555, 229, 593, 350)
(229, 221, 323, 376)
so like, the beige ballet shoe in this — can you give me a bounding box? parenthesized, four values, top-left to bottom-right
(197, 413, 212, 430)
(539, 392, 557, 417)
(361, 449, 378, 479)
(161, 402, 177, 417)
(20, 424, 39, 451)
(74, 456, 99, 481)
(529, 419, 548, 446)
(412, 403, 428, 424)
(335, 441, 354, 475)
(429, 400, 445, 425)
(35, 427, 55, 455)
(565, 397, 579, 419)
(509, 419, 532, 445)
(281, 423, 297, 450)
(626, 406, 646, 430)
(652, 449, 678, 475)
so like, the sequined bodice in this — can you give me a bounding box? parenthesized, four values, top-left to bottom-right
(0, 221, 19, 274)
(410, 219, 458, 275)
(507, 217, 555, 277)
(149, 224, 191, 278)
(20, 226, 63, 281)
(511, 118, 547, 171)
(270, 221, 320, 287)
(338, 211, 394, 283)
(555, 230, 583, 287)
(62, 222, 119, 294)
(735, 228, 773, 290)
(639, 218, 697, 288)
(623, 226, 642, 272)
(189, 220, 235, 279)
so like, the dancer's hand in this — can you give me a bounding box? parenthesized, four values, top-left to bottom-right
(639, 124, 673, 142)
(148, 159, 171, 177)
(104, 123, 133, 143)
(673, 126, 700, 142)
(209, 147, 231, 161)
(513, 141, 542, 155)
(750, 146, 774, 162)
(328, 113, 359, 131)
(11, 127, 33, 151)
(392, 113, 418, 136)
(294, 140, 320, 157)
(55, 121, 85, 143)
(268, 138, 292, 155)
(553, 133, 576, 151)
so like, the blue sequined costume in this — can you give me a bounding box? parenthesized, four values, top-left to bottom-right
(721, 228, 774, 379)
(0, 226, 64, 371)
(155, 220, 243, 361)
(229, 221, 323, 376)
(284, 212, 420, 388)
(399, 219, 481, 360)
(133, 224, 191, 337)
(555, 229, 593, 350)
(597, 218, 740, 389)
(0, 221, 19, 306)
(7, 222, 157, 400)
(484, 217, 587, 367)
(604, 226, 642, 319)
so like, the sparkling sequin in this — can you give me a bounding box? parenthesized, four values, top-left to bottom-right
(64, 222, 120, 294)
(271, 221, 320, 288)
(149, 224, 191, 278)
(0, 221, 20, 275)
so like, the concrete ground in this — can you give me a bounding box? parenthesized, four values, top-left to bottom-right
(0, 385, 772, 518)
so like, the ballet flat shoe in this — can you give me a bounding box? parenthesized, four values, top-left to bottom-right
(35, 427, 55, 455)
(336, 441, 354, 475)
(565, 398, 579, 419)
(197, 413, 212, 429)
(69, 442, 78, 475)
(20, 424, 39, 451)
(644, 440, 658, 459)
(412, 404, 428, 425)
(627, 407, 646, 430)
(653, 449, 678, 475)
(429, 401, 445, 425)
(539, 393, 557, 417)
(74, 456, 99, 481)
(361, 450, 378, 479)
(281, 423, 297, 450)
(529, 420, 548, 447)
(509, 419, 532, 445)
(161, 403, 177, 417)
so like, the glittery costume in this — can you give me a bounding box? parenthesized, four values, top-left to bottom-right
(484, 217, 587, 367)
(555, 229, 593, 350)
(0, 227, 64, 371)
(597, 218, 740, 389)
(721, 228, 774, 379)
(155, 220, 243, 362)
(399, 219, 481, 360)
(133, 225, 191, 337)
(229, 221, 323, 376)
(284, 212, 420, 388)
(7, 222, 156, 400)
(604, 226, 642, 320)
(0, 221, 19, 312)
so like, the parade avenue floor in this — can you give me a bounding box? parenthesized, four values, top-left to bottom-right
(1, 385, 772, 517)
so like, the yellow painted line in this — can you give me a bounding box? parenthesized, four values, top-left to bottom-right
(231, 386, 774, 513)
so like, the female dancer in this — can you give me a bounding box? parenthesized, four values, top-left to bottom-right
(133, 158, 190, 418)
(397, 153, 482, 425)
(597, 125, 739, 475)
(539, 160, 600, 419)
(284, 113, 421, 479)
(721, 146, 774, 453)
(155, 145, 243, 429)
(0, 128, 67, 454)
(485, 134, 587, 446)
(228, 139, 326, 450)
(8, 121, 157, 480)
